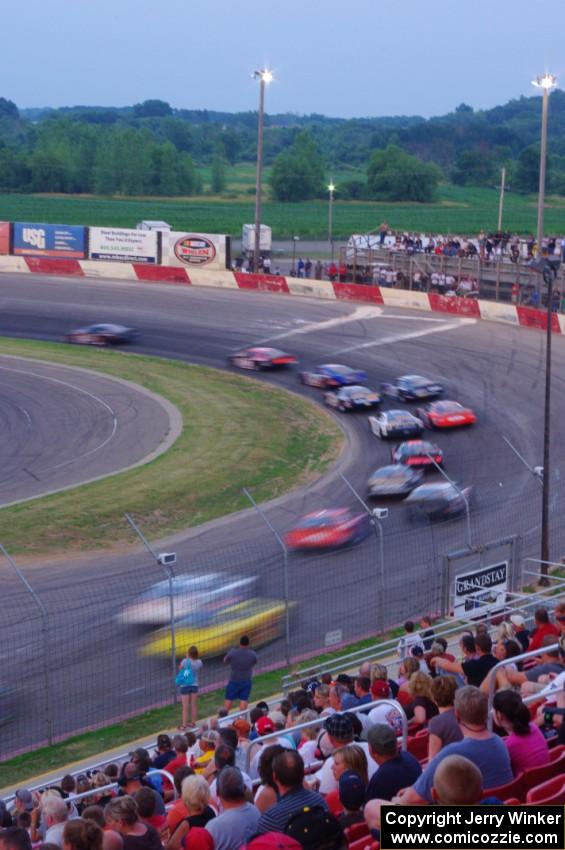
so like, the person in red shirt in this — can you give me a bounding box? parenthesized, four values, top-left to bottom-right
(528, 607, 560, 652)
(135, 788, 166, 833)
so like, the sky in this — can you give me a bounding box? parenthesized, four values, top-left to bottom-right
(2, 0, 565, 119)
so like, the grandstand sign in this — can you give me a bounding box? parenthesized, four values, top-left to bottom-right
(453, 561, 508, 619)
(324, 628, 343, 647)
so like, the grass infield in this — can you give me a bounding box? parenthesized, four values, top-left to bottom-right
(0, 339, 342, 556)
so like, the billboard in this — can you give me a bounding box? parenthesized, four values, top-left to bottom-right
(162, 232, 230, 271)
(13, 223, 86, 258)
(89, 227, 159, 264)
(0, 222, 9, 255)
(453, 561, 508, 619)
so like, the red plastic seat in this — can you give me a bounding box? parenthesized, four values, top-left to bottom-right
(548, 743, 565, 759)
(345, 823, 370, 843)
(522, 750, 565, 794)
(348, 839, 379, 850)
(407, 730, 429, 761)
(485, 772, 526, 803)
(526, 775, 565, 805)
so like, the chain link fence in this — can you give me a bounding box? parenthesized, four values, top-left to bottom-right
(1, 464, 564, 760)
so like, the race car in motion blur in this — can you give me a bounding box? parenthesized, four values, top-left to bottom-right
(368, 410, 424, 440)
(324, 386, 381, 412)
(229, 347, 298, 370)
(391, 440, 444, 468)
(367, 464, 423, 498)
(118, 572, 258, 626)
(285, 508, 370, 550)
(381, 375, 444, 401)
(66, 323, 137, 345)
(405, 482, 473, 518)
(140, 598, 287, 659)
(416, 400, 476, 429)
(300, 364, 368, 388)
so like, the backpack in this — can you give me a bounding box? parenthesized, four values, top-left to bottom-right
(284, 804, 344, 850)
(175, 660, 195, 687)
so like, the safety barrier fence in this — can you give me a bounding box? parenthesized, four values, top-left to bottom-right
(487, 643, 561, 730)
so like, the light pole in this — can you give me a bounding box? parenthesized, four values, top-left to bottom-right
(532, 72, 557, 583)
(328, 181, 335, 262)
(252, 68, 273, 274)
(291, 235, 299, 274)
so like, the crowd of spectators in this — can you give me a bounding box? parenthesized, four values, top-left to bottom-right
(1, 602, 563, 850)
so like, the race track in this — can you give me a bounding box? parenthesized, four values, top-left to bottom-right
(0, 273, 563, 756)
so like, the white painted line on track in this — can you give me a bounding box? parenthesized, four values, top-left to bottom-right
(254, 305, 383, 343)
(333, 317, 477, 354)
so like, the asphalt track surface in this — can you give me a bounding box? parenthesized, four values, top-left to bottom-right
(0, 357, 174, 506)
(0, 273, 563, 756)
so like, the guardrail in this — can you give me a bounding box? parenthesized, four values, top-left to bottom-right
(282, 574, 565, 694)
(244, 698, 408, 774)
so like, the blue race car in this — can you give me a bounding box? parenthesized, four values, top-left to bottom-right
(300, 363, 368, 389)
(381, 375, 444, 401)
(324, 385, 381, 412)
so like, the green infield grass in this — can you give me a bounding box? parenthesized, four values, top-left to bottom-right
(0, 339, 342, 556)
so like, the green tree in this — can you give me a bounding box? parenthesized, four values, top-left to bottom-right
(133, 99, 172, 118)
(269, 129, 325, 201)
(0, 97, 18, 119)
(513, 144, 548, 193)
(452, 148, 498, 186)
(366, 144, 442, 201)
(210, 146, 227, 193)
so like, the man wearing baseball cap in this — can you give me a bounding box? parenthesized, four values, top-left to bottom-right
(312, 713, 378, 794)
(365, 724, 422, 802)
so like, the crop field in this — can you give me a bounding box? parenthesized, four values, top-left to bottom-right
(1, 179, 565, 240)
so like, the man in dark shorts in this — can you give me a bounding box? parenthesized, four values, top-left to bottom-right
(223, 635, 258, 712)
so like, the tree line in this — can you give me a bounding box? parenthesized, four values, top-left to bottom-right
(1, 92, 564, 201)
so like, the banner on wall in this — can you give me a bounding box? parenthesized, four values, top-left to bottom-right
(162, 232, 230, 270)
(0, 222, 9, 255)
(89, 227, 159, 264)
(13, 223, 86, 258)
(453, 561, 508, 619)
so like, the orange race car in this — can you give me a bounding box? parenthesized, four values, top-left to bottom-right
(285, 508, 370, 550)
(416, 400, 476, 429)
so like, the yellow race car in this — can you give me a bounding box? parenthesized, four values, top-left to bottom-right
(140, 598, 288, 659)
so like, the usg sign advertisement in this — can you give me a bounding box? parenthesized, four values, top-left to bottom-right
(13, 223, 86, 258)
(163, 232, 228, 270)
(0, 222, 9, 255)
(453, 561, 508, 619)
(89, 227, 158, 264)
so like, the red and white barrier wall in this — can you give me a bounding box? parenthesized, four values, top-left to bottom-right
(0, 254, 563, 335)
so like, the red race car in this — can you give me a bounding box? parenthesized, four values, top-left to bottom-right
(416, 400, 476, 429)
(229, 347, 297, 370)
(391, 440, 444, 468)
(285, 508, 370, 550)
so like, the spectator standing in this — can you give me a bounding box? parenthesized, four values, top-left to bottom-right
(397, 621, 424, 660)
(327, 262, 338, 282)
(379, 222, 388, 246)
(296, 259, 305, 278)
(223, 635, 258, 712)
(392, 686, 512, 804)
(419, 616, 435, 650)
(365, 724, 422, 802)
(177, 646, 203, 730)
(205, 768, 259, 850)
(304, 259, 312, 278)
(493, 690, 550, 777)
(314, 260, 322, 280)
(428, 676, 463, 759)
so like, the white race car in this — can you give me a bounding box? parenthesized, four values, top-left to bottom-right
(368, 410, 424, 439)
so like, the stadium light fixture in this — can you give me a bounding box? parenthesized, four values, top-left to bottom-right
(252, 69, 273, 273)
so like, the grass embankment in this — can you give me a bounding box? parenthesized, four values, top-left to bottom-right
(1, 180, 564, 239)
(0, 339, 342, 556)
(0, 628, 405, 788)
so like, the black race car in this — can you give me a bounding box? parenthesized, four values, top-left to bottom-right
(66, 323, 137, 345)
(367, 464, 423, 498)
(381, 375, 444, 401)
(323, 385, 381, 412)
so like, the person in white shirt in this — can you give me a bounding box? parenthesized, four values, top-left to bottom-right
(397, 621, 424, 660)
(41, 797, 69, 848)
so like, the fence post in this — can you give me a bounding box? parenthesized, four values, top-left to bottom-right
(241, 488, 291, 668)
(124, 514, 177, 702)
(0, 543, 53, 744)
(339, 473, 385, 633)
